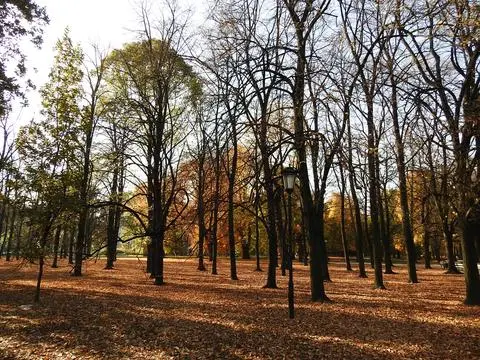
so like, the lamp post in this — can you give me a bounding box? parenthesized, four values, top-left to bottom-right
(282, 166, 297, 319)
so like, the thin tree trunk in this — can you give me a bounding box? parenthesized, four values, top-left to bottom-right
(14, 213, 24, 260)
(242, 227, 251, 260)
(68, 226, 75, 265)
(388, 66, 417, 282)
(5, 206, 16, 261)
(300, 202, 308, 266)
(34, 216, 56, 302)
(35, 255, 44, 303)
(424, 226, 431, 269)
(376, 155, 393, 275)
(364, 191, 374, 268)
(60, 224, 68, 259)
(73, 209, 87, 276)
(197, 163, 206, 271)
(51, 226, 61, 268)
(254, 189, 262, 271)
(339, 165, 352, 271)
(347, 118, 367, 277)
(211, 175, 220, 276)
(0, 205, 9, 258)
(275, 187, 286, 276)
(379, 188, 394, 274)
(444, 229, 459, 273)
(366, 96, 384, 289)
(105, 166, 118, 270)
(422, 198, 432, 269)
(227, 121, 239, 280)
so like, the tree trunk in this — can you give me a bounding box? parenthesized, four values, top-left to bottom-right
(475, 234, 480, 265)
(73, 133, 93, 276)
(254, 190, 262, 271)
(386, 49, 418, 282)
(105, 167, 119, 270)
(376, 153, 393, 275)
(73, 209, 87, 276)
(363, 192, 374, 269)
(211, 168, 220, 276)
(0, 199, 8, 258)
(383, 183, 395, 272)
(457, 142, 480, 304)
(242, 227, 251, 260)
(34, 216, 55, 302)
(51, 226, 61, 268)
(151, 177, 165, 285)
(5, 206, 16, 261)
(283, 0, 329, 301)
(274, 187, 286, 276)
(379, 191, 394, 274)
(300, 201, 309, 266)
(423, 199, 432, 269)
(339, 165, 352, 271)
(227, 122, 238, 280)
(14, 214, 24, 260)
(263, 182, 278, 288)
(460, 205, 480, 305)
(60, 224, 68, 259)
(0, 206, 9, 258)
(68, 226, 74, 265)
(34, 255, 44, 303)
(366, 97, 384, 289)
(347, 119, 367, 277)
(444, 228, 459, 274)
(424, 227, 431, 269)
(197, 165, 206, 271)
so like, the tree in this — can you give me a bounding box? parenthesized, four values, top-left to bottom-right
(73, 46, 107, 276)
(281, 0, 331, 301)
(102, 102, 129, 270)
(0, 0, 48, 115)
(106, 3, 200, 285)
(16, 118, 73, 302)
(14, 28, 82, 301)
(339, 0, 389, 289)
(398, 0, 480, 304)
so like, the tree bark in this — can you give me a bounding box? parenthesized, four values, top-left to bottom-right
(388, 59, 418, 282)
(51, 226, 61, 268)
(5, 206, 16, 261)
(339, 165, 352, 271)
(14, 213, 24, 260)
(347, 118, 367, 277)
(68, 225, 74, 265)
(365, 96, 385, 289)
(227, 119, 239, 280)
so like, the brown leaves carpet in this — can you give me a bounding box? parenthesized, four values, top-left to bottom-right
(0, 257, 479, 359)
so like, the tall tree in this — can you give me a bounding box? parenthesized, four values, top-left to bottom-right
(339, 0, 387, 289)
(281, 0, 331, 301)
(73, 46, 107, 276)
(398, 0, 480, 304)
(107, 4, 200, 285)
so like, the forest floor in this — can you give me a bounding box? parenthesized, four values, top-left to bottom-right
(0, 257, 479, 360)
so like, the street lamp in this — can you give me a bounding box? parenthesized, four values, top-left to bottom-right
(282, 166, 297, 319)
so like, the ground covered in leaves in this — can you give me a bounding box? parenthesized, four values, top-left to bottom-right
(0, 257, 479, 359)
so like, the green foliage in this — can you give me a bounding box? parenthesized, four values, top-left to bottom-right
(106, 39, 201, 117)
(0, 0, 49, 115)
(15, 28, 84, 256)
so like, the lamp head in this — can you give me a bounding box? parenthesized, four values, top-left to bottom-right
(282, 166, 297, 193)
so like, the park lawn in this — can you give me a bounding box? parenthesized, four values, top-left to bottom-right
(0, 257, 479, 359)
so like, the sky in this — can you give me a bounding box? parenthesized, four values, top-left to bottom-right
(12, 0, 206, 129)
